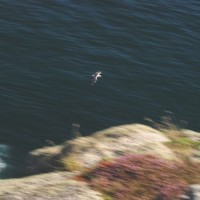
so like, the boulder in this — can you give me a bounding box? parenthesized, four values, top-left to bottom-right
(0, 171, 103, 200)
(61, 124, 176, 169)
(25, 145, 64, 175)
(28, 124, 200, 174)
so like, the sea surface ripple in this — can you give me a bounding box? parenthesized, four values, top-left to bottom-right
(0, 0, 200, 178)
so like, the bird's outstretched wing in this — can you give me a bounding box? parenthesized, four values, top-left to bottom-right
(97, 71, 102, 75)
(91, 71, 102, 86)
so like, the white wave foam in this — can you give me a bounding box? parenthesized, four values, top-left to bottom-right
(0, 160, 6, 172)
(0, 144, 10, 172)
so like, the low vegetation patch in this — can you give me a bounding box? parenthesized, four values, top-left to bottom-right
(61, 156, 83, 172)
(145, 115, 200, 159)
(165, 135, 200, 160)
(80, 154, 200, 200)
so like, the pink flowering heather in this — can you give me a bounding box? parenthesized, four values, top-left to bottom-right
(81, 154, 200, 200)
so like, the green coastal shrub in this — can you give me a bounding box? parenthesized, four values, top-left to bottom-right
(80, 154, 200, 200)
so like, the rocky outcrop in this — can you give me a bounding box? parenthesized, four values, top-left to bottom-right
(0, 171, 103, 200)
(181, 130, 200, 142)
(181, 129, 200, 163)
(26, 124, 176, 174)
(1, 123, 200, 200)
(25, 145, 63, 175)
(61, 124, 176, 169)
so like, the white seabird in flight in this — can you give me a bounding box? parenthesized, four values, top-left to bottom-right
(91, 71, 102, 86)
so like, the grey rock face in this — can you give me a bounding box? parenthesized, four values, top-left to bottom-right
(188, 185, 200, 200)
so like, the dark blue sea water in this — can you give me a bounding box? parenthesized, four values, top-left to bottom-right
(1, 0, 200, 178)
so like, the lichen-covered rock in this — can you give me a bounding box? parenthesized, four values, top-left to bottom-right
(26, 124, 177, 174)
(0, 171, 103, 200)
(181, 130, 200, 142)
(61, 124, 176, 169)
(3, 124, 200, 200)
(26, 124, 200, 175)
(179, 129, 200, 164)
